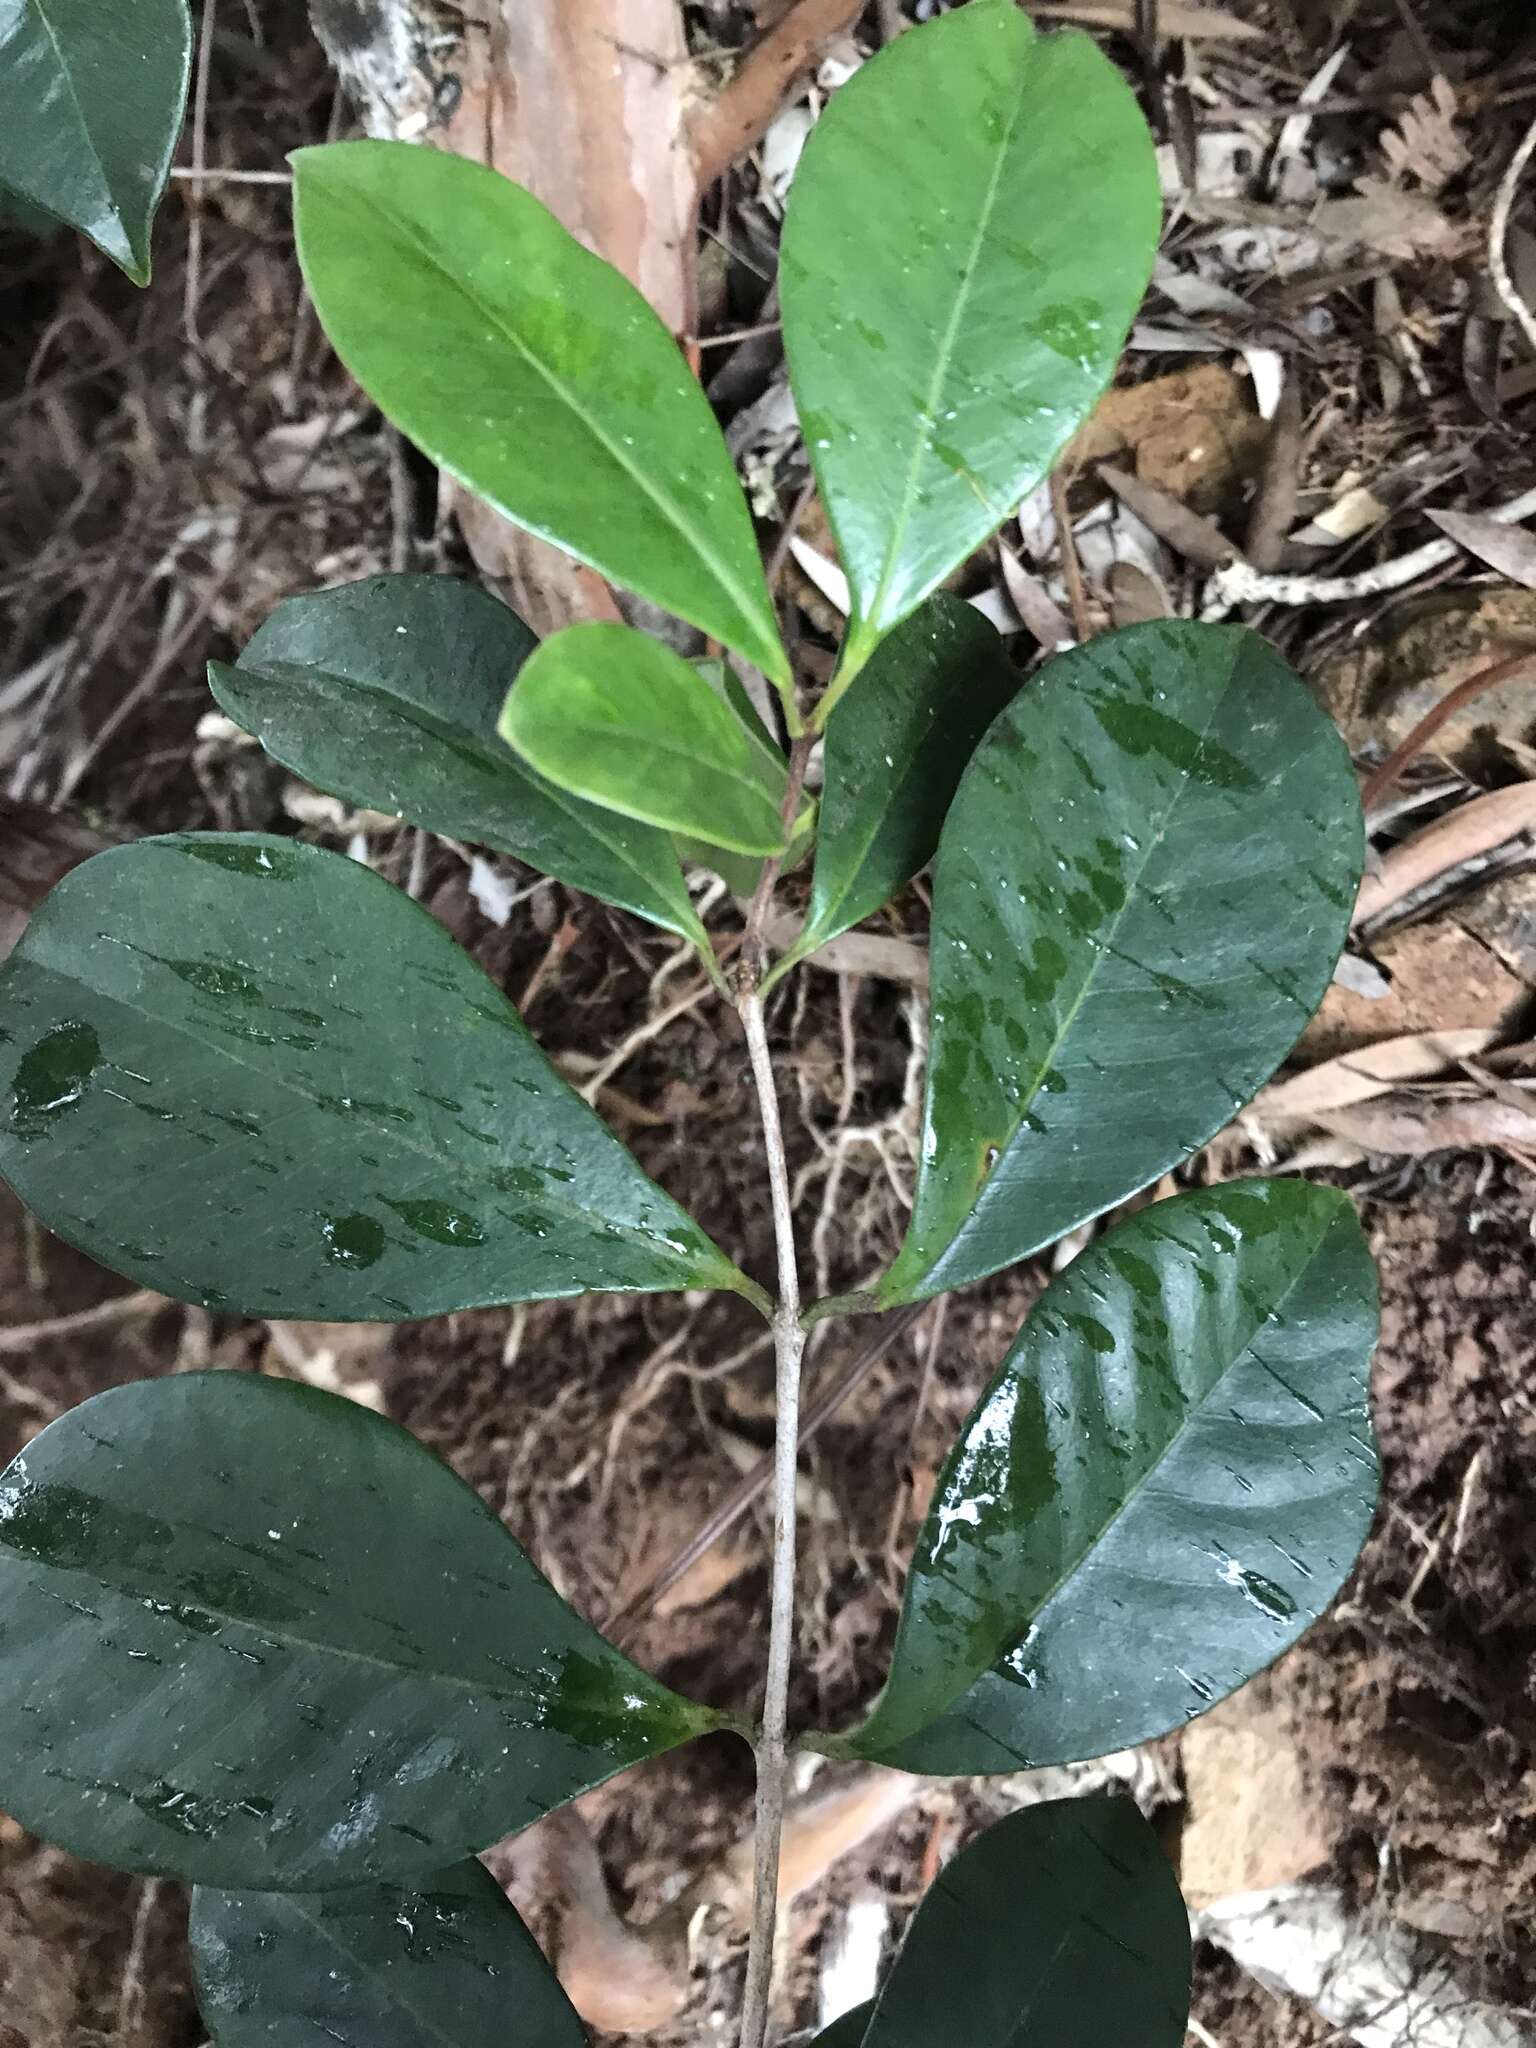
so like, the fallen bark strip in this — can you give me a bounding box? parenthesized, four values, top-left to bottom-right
(1353, 782, 1536, 927)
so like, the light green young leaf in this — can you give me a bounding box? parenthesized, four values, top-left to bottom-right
(780, 0, 1159, 696)
(0, 0, 191, 282)
(210, 573, 717, 965)
(0, 835, 760, 1320)
(0, 1375, 725, 1888)
(859, 1800, 1189, 2048)
(770, 597, 1018, 981)
(870, 622, 1362, 1311)
(829, 1184, 1378, 1774)
(191, 1861, 588, 2048)
(292, 142, 789, 690)
(501, 625, 790, 857)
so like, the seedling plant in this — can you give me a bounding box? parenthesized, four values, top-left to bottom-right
(0, 4, 1379, 2044)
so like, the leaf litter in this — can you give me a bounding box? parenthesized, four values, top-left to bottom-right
(7, 1, 1536, 2044)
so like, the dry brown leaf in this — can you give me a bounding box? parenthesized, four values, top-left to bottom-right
(535, 1810, 690, 2035)
(1378, 76, 1468, 195)
(653, 1537, 757, 1616)
(1098, 463, 1236, 569)
(1354, 783, 1536, 926)
(1425, 510, 1536, 593)
(1317, 1093, 1536, 1156)
(703, 1769, 919, 1927)
(999, 543, 1074, 647)
(1109, 561, 1172, 627)
(1250, 1028, 1498, 1126)
(1330, 179, 1460, 264)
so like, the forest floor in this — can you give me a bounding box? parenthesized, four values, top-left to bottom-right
(4, 2, 1536, 2044)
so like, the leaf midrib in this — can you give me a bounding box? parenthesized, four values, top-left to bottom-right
(229, 661, 702, 941)
(343, 183, 777, 677)
(277, 1892, 508, 2048)
(529, 702, 786, 845)
(859, 23, 1035, 636)
(19, 873, 705, 1279)
(904, 1206, 1337, 1735)
(909, 635, 1253, 1285)
(7, 1521, 581, 1712)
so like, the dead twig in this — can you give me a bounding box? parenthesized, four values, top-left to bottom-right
(1243, 370, 1302, 572)
(606, 1303, 926, 1639)
(1205, 484, 1536, 612)
(1051, 470, 1093, 644)
(1491, 112, 1536, 356)
(693, 0, 865, 191)
(0, 1289, 165, 1355)
(1360, 650, 1536, 810)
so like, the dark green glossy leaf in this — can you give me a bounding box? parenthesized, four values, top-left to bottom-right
(780, 0, 1159, 689)
(770, 598, 1018, 981)
(812, 2004, 873, 2048)
(209, 573, 715, 962)
(0, 0, 191, 282)
(859, 1799, 1189, 2048)
(834, 1183, 1378, 1774)
(191, 1858, 587, 2048)
(0, 1373, 724, 1887)
(500, 625, 789, 857)
(0, 834, 758, 1320)
(873, 622, 1363, 1308)
(292, 142, 788, 689)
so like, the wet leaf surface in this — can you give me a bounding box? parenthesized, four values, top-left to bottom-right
(0, 1375, 723, 1887)
(191, 1857, 587, 2047)
(861, 1799, 1188, 2048)
(774, 598, 1020, 978)
(781, 0, 1159, 680)
(0, 0, 190, 282)
(0, 835, 753, 1319)
(875, 622, 1363, 1307)
(212, 574, 714, 957)
(501, 625, 789, 857)
(293, 143, 788, 686)
(838, 1184, 1378, 1773)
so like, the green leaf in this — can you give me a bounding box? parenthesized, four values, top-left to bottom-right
(769, 598, 1018, 982)
(780, 0, 1159, 692)
(863, 1799, 1188, 2048)
(292, 142, 789, 691)
(0, 0, 190, 284)
(191, 1858, 588, 2047)
(832, 1183, 1378, 1774)
(0, 834, 760, 1321)
(209, 573, 716, 963)
(0, 1374, 724, 1887)
(812, 2005, 874, 2048)
(501, 625, 790, 857)
(872, 622, 1363, 1309)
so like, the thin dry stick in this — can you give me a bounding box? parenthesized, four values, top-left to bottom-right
(1490, 110, 1536, 356)
(607, 1302, 926, 1636)
(182, 0, 219, 350)
(1051, 469, 1093, 643)
(0, 1288, 164, 1355)
(692, 0, 865, 189)
(1359, 648, 1536, 810)
(736, 987, 808, 2048)
(1204, 482, 1536, 612)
